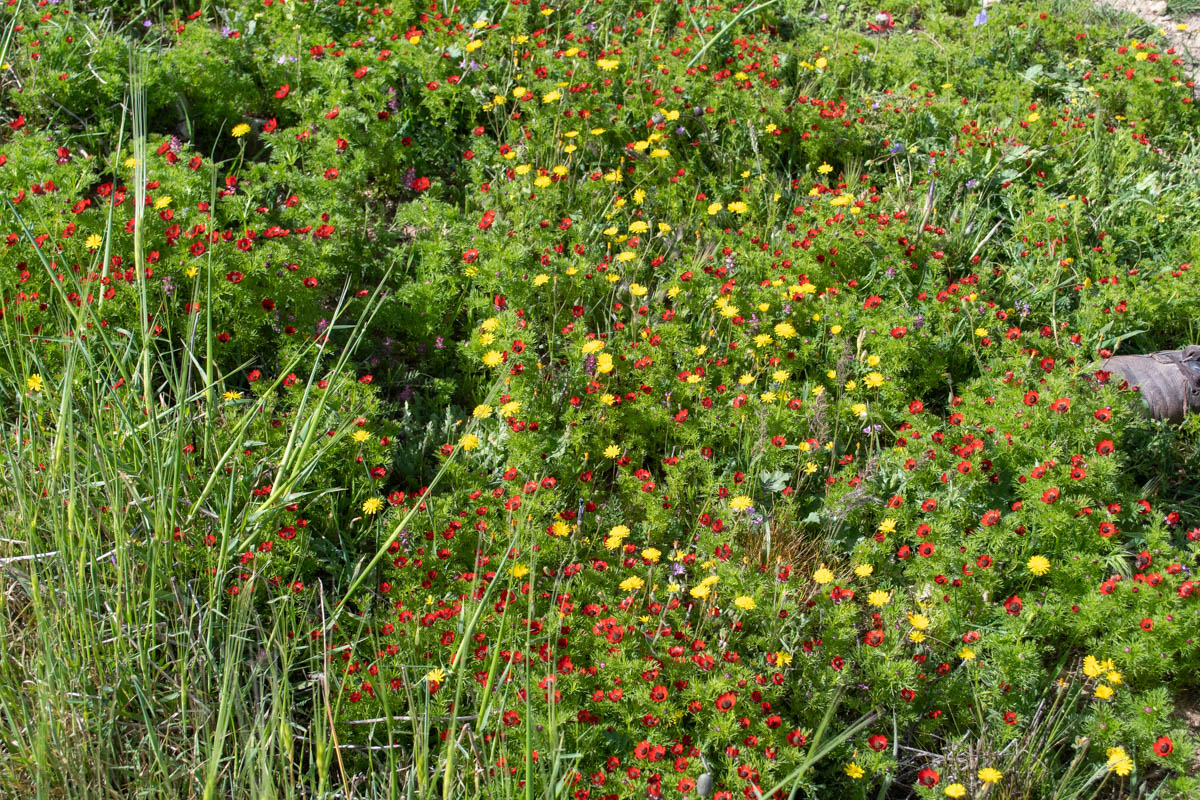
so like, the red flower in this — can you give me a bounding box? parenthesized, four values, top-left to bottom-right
(413, 176, 430, 192)
(864, 630, 884, 647)
(1096, 439, 1115, 455)
(908, 400, 924, 414)
(867, 734, 887, 751)
(714, 692, 737, 712)
(918, 542, 935, 557)
(353, 65, 369, 79)
(1153, 736, 1173, 757)
(1041, 488, 1060, 504)
(981, 509, 1000, 526)
(917, 768, 939, 787)
(1023, 390, 1039, 406)
(1098, 521, 1117, 538)
(274, 84, 290, 99)
(1140, 617, 1153, 631)
(649, 685, 668, 702)
(1003, 595, 1023, 615)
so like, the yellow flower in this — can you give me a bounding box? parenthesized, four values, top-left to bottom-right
(223, 390, 243, 401)
(944, 784, 966, 799)
(854, 563, 874, 578)
(908, 613, 930, 631)
(1106, 670, 1123, 685)
(1027, 555, 1050, 576)
(706, 201, 723, 215)
(689, 584, 710, 599)
(729, 496, 753, 512)
(642, 547, 661, 563)
(865, 372, 885, 389)
(1106, 747, 1133, 776)
(459, 433, 481, 451)
(959, 648, 976, 661)
(733, 595, 755, 611)
(542, 90, 562, 103)
(851, 403, 867, 417)
(604, 444, 621, 458)
(26, 374, 43, 393)
(511, 564, 529, 578)
(595, 353, 614, 373)
(815, 56, 827, 69)
(1094, 684, 1114, 700)
(473, 404, 493, 419)
(776, 650, 793, 666)
(909, 631, 926, 643)
(868, 590, 890, 607)
(1082, 655, 1103, 678)
(362, 497, 384, 515)
(425, 667, 446, 686)
(482, 350, 503, 368)
(231, 123, 252, 138)
(154, 195, 171, 209)
(813, 564, 834, 585)
(830, 324, 842, 334)
(844, 763, 864, 779)
(352, 430, 370, 443)
(499, 401, 521, 417)
(620, 576, 645, 592)
(629, 283, 648, 297)
(978, 767, 1002, 784)
(818, 162, 833, 175)
(551, 521, 570, 538)
(727, 201, 748, 214)
(865, 353, 881, 367)
(596, 58, 619, 70)
(878, 518, 896, 534)
(650, 148, 670, 159)
(85, 234, 103, 250)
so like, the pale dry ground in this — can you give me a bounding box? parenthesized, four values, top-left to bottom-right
(1095, 0, 1200, 69)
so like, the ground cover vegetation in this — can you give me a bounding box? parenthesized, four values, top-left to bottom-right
(1, 0, 1199, 797)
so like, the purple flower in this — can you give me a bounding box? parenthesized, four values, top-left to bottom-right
(974, 8, 987, 26)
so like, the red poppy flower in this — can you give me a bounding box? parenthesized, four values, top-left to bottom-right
(918, 542, 935, 557)
(981, 509, 1000, 526)
(1003, 595, 1023, 615)
(649, 686, 668, 702)
(714, 692, 736, 712)
(1094, 407, 1112, 421)
(1042, 488, 1060, 504)
(908, 400, 924, 414)
(917, 768, 939, 787)
(1153, 736, 1173, 756)
(867, 734, 888, 751)
(1096, 439, 1115, 455)
(1024, 390, 1039, 405)
(1098, 522, 1117, 538)
(413, 176, 430, 192)
(274, 83, 290, 99)
(864, 630, 884, 647)
(1140, 617, 1153, 631)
